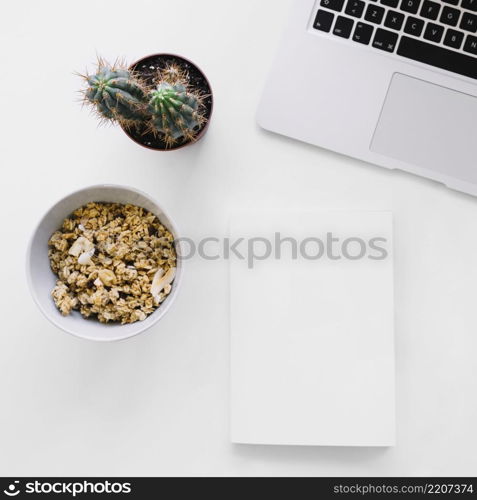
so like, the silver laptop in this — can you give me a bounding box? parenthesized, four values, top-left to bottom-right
(257, 0, 477, 196)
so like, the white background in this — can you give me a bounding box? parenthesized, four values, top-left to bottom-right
(1, 0, 476, 477)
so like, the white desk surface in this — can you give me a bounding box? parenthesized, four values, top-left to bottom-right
(1, 0, 476, 477)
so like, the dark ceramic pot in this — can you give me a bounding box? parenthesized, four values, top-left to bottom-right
(121, 54, 213, 151)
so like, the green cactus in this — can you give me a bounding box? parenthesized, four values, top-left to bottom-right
(148, 81, 203, 145)
(80, 58, 208, 148)
(83, 61, 147, 126)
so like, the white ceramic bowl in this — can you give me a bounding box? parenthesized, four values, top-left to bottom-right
(27, 185, 183, 342)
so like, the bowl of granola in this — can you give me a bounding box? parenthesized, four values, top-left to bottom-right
(27, 185, 183, 341)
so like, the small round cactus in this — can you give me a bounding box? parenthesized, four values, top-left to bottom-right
(148, 81, 203, 147)
(82, 60, 147, 127)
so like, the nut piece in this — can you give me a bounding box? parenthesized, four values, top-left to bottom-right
(151, 267, 176, 302)
(150, 268, 164, 291)
(69, 236, 94, 257)
(77, 248, 95, 266)
(98, 269, 117, 287)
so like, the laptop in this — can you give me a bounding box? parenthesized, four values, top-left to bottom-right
(257, 0, 477, 197)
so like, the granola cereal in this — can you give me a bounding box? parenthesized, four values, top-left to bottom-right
(48, 202, 177, 324)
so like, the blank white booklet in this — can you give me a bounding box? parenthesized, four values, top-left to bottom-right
(230, 211, 395, 447)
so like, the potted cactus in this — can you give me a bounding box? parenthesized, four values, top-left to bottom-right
(80, 54, 213, 151)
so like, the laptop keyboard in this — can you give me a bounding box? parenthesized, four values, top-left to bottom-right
(313, 0, 477, 79)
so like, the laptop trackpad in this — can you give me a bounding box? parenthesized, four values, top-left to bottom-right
(371, 73, 477, 184)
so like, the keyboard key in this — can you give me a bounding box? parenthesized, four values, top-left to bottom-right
(345, 0, 365, 18)
(314, 9, 335, 32)
(365, 4, 385, 23)
(397, 36, 477, 79)
(424, 22, 444, 42)
(373, 28, 399, 51)
(444, 28, 464, 48)
(353, 21, 374, 43)
(442, 0, 459, 4)
(464, 34, 477, 54)
(420, 0, 440, 20)
(460, 12, 477, 32)
(440, 6, 461, 26)
(384, 10, 405, 29)
(462, 0, 477, 12)
(400, 0, 421, 14)
(320, 0, 345, 11)
(404, 16, 425, 35)
(381, 0, 399, 6)
(333, 15, 354, 37)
